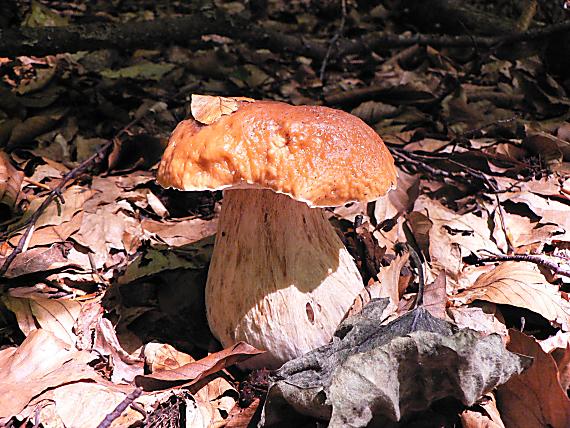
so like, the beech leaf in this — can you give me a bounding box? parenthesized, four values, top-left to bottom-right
(453, 261, 570, 330)
(191, 94, 255, 125)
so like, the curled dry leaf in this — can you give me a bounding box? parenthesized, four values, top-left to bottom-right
(460, 393, 505, 428)
(135, 342, 263, 391)
(497, 330, 570, 428)
(453, 261, 570, 330)
(0, 151, 24, 214)
(94, 317, 144, 384)
(191, 94, 255, 125)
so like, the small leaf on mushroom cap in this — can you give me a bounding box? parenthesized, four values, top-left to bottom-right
(191, 94, 255, 125)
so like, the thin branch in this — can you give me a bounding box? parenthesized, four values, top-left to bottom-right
(476, 253, 570, 279)
(319, 0, 347, 82)
(96, 387, 143, 428)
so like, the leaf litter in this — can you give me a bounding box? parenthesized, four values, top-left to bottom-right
(0, 0, 570, 427)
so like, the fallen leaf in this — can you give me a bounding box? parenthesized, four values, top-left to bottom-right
(540, 331, 570, 394)
(3, 296, 81, 346)
(377, 252, 410, 306)
(0, 329, 97, 419)
(144, 342, 196, 373)
(448, 304, 508, 337)
(453, 262, 570, 330)
(135, 342, 263, 391)
(226, 398, 261, 428)
(460, 393, 505, 428)
(422, 272, 448, 319)
(49, 382, 144, 428)
(0, 152, 24, 215)
(262, 300, 529, 426)
(191, 94, 255, 125)
(94, 317, 144, 384)
(22, 0, 68, 27)
(193, 376, 238, 427)
(141, 217, 217, 247)
(497, 329, 570, 428)
(0, 244, 73, 278)
(412, 196, 500, 282)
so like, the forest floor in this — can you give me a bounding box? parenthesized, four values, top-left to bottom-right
(1, 1, 570, 427)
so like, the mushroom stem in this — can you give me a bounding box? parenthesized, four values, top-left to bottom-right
(206, 188, 364, 368)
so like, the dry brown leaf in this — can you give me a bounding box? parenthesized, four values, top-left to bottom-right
(377, 252, 410, 306)
(524, 131, 570, 164)
(498, 191, 570, 241)
(146, 190, 169, 217)
(191, 94, 255, 125)
(412, 196, 500, 282)
(135, 342, 263, 391)
(194, 376, 237, 428)
(0, 244, 74, 278)
(3, 295, 81, 346)
(8, 185, 92, 234)
(0, 151, 24, 213)
(453, 262, 570, 330)
(226, 398, 261, 428)
(497, 329, 570, 428)
(374, 170, 420, 220)
(44, 382, 144, 428)
(540, 331, 570, 394)
(73, 206, 141, 269)
(144, 342, 196, 373)
(141, 217, 217, 247)
(94, 317, 144, 384)
(492, 210, 563, 250)
(0, 329, 98, 419)
(448, 304, 508, 337)
(422, 272, 447, 319)
(460, 393, 505, 428)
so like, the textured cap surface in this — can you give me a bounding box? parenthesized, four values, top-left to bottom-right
(157, 100, 397, 207)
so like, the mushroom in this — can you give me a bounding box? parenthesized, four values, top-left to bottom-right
(157, 97, 397, 368)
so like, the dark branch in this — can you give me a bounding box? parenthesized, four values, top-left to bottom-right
(0, 11, 568, 61)
(96, 387, 143, 428)
(476, 253, 570, 279)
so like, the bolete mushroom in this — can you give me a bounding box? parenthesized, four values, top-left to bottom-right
(157, 97, 397, 368)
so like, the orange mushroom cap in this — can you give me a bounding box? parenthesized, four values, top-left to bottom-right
(158, 99, 397, 207)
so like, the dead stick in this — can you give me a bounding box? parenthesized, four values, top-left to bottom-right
(476, 253, 570, 279)
(0, 12, 568, 60)
(96, 387, 143, 428)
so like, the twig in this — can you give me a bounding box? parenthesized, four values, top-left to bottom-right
(319, 0, 347, 82)
(96, 387, 143, 428)
(476, 253, 570, 279)
(23, 177, 52, 191)
(0, 141, 112, 277)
